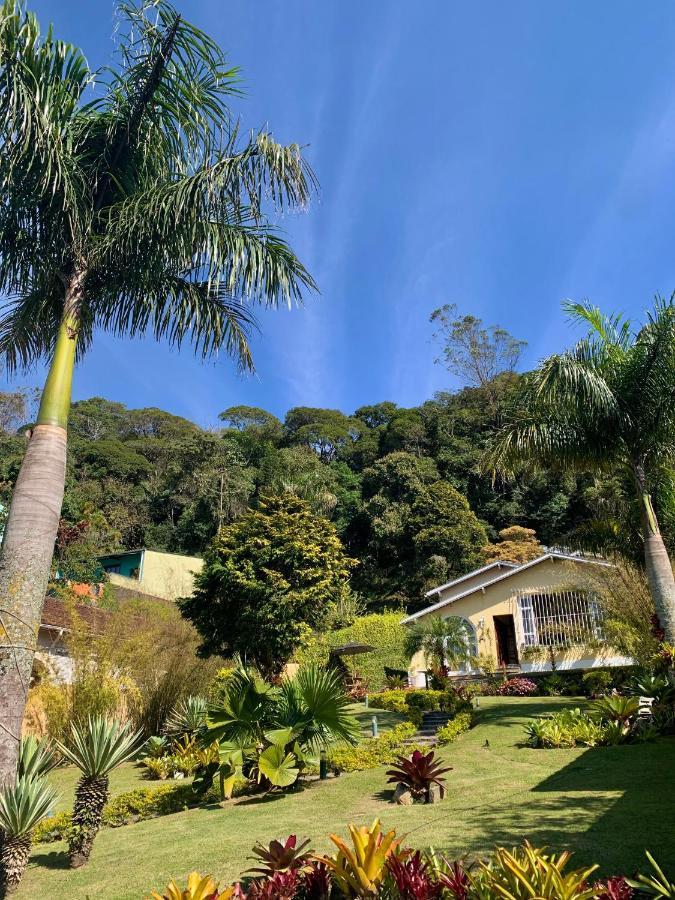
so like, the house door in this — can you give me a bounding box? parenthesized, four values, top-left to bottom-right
(494, 614, 519, 667)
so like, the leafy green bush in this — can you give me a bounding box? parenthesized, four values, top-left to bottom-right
(369, 688, 470, 726)
(295, 612, 408, 692)
(327, 722, 421, 773)
(582, 670, 613, 697)
(436, 712, 473, 745)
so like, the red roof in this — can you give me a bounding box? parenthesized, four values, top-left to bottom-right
(41, 596, 110, 635)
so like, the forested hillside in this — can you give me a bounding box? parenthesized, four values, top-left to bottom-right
(0, 370, 655, 609)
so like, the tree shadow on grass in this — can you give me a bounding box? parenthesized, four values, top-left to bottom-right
(473, 699, 581, 729)
(28, 849, 70, 871)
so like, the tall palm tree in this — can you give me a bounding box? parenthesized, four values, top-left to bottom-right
(0, 0, 317, 783)
(487, 299, 675, 642)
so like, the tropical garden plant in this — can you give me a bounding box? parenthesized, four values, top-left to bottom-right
(386, 749, 452, 803)
(149, 827, 673, 898)
(0, 775, 58, 893)
(0, 0, 316, 783)
(404, 616, 474, 673)
(487, 299, 675, 644)
(163, 695, 208, 739)
(55, 715, 142, 866)
(15, 735, 59, 782)
(197, 665, 360, 795)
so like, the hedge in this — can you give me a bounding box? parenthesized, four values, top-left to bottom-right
(369, 688, 472, 725)
(436, 711, 473, 744)
(33, 779, 248, 844)
(295, 612, 409, 691)
(327, 722, 421, 773)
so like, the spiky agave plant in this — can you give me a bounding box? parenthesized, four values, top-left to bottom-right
(0, 776, 58, 893)
(164, 696, 208, 739)
(55, 716, 142, 867)
(16, 735, 59, 781)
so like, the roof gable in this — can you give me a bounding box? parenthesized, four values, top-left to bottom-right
(402, 552, 610, 624)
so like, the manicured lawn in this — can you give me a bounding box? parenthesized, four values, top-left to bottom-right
(20, 697, 675, 899)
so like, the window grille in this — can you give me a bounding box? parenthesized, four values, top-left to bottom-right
(517, 590, 603, 647)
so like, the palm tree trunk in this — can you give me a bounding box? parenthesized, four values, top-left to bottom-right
(634, 466, 675, 643)
(0, 273, 84, 786)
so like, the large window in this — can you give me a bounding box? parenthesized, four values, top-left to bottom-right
(518, 590, 603, 647)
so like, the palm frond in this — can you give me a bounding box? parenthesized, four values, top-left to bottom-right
(90, 276, 258, 369)
(563, 299, 632, 351)
(530, 353, 620, 421)
(485, 417, 620, 477)
(0, 775, 58, 838)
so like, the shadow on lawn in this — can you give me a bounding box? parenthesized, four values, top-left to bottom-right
(472, 699, 581, 729)
(428, 735, 675, 878)
(28, 850, 70, 872)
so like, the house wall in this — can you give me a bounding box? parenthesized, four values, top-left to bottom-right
(107, 550, 203, 601)
(407, 557, 629, 683)
(100, 551, 143, 579)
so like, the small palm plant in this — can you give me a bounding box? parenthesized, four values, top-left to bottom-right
(56, 716, 142, 867)
(0, 776, 58, 893)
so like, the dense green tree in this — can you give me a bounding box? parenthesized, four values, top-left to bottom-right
(0, 0, 316, 781)
(284, 407, 360, 462)
(488, 299, 675, 641)
(180, 494, 355, 676)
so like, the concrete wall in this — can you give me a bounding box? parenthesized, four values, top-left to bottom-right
(35, 627, 74, 683)
(407, 557, 626, 682)
(107, 550, 203, 601)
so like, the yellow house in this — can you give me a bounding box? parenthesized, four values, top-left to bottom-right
(402, 553, 632, 685)
(98, 548, 203, 602)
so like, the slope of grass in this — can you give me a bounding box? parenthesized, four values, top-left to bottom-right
(20, 697, 675, 899)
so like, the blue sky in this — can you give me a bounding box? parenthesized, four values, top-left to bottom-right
(9, 1, 675, 426)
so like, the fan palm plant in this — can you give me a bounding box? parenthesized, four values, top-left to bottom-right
(274, 666, 361, 752)
(55, 716, 142, 867)
(404, 615, 473, 673)
(0, 775, 58, 893)
(0, 0, 317, 783)
(486, 299, 675, 643)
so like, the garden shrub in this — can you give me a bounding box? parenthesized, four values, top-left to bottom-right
(436, 711, 473, 745)
(582, 669, 613, 697)
(497, 677, 538, 696)
(295, 612, 408, 692)
(32, 779, 249, 844)
(370, 688, 470, 725)
(327, 722, 421, 773)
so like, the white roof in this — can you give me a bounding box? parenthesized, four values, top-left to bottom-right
(401, 552, 611, 625)
(423, 560, 518, 597)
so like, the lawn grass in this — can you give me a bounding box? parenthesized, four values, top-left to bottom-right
(19, 697, 675, 899)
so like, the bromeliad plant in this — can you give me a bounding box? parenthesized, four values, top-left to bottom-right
(386, 749, 452, 803)
(246, 835, 312, 877)
(0, 776, 58, 894)
(322, 819, 404, 897)
(55, 716, 142, 867)
(150, 828, 674, 899)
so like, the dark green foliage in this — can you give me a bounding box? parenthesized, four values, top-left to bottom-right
(181, 495, 355, 675)
(295, 612, 409, 692)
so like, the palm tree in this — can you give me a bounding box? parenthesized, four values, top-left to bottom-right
(55, 716, 142, 867)
(0, 0, 316, 782)
(404, 616, 474, 672)
(487, 299, 675, 642)
(0, 776, 58, 893)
